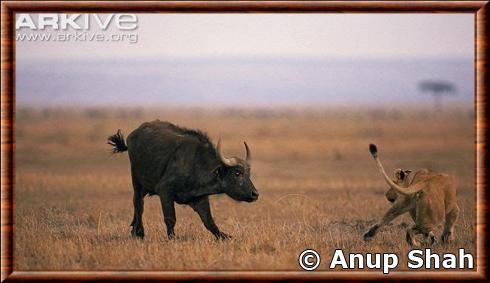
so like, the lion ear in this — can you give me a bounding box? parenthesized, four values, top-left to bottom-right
(393, 168, 403, 180)
(399, 170, 406, 180)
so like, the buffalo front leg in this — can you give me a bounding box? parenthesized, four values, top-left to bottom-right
(364, 200, 413, 241)
(130, 178, 146, 238)
(190, 196, 231, 240)
(159, 194, 176, 239)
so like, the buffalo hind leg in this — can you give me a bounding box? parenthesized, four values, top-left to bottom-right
(442, 206, 460, 243)
(130, 178, 146, 238)
(190, 196, 231, 240)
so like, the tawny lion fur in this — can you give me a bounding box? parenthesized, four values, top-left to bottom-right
(363, 144, 459, 247)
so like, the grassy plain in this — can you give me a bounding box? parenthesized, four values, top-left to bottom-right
(14, 106, 475, 271)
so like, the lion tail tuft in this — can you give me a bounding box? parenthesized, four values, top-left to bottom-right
(369, 143, 378, 158)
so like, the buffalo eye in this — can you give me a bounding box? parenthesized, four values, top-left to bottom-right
(213, 168, 221, 177)
(234, 171, 242, 177)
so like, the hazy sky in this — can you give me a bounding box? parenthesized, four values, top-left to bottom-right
(16, 13, 473, 59)
(16, 13, 474, 107)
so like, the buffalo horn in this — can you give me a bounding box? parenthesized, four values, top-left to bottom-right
(217, 137, 237, 167)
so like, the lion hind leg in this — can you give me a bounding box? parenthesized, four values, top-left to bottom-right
(364, 200, 412, 241)
(423, 231, 437, 246)
(442, 206, 460, 243)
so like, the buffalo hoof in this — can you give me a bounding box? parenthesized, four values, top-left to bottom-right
(131, 227, 145, 238)
(215, 232, 232, 240)
(167, 233, 175, 240)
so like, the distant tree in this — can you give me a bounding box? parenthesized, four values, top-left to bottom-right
(418, 80, 457, 111)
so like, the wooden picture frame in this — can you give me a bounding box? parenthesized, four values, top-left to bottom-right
(1, 1, 488, 281)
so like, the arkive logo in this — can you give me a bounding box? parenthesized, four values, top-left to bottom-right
(16, 14, 138, 30)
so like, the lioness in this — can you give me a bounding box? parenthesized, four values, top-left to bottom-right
(363, 144, 459, 246)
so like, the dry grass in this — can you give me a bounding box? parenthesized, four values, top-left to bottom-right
(14, 106, 475, 271)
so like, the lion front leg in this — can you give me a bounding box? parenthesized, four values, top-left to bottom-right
(406, 226, 421, 247)
(364, 199, 413, 241)
(406, 227, 436, 247)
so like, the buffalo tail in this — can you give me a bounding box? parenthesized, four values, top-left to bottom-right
(107, 129, 128, 153)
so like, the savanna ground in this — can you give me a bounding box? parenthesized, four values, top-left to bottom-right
(15, 106, 475, 271)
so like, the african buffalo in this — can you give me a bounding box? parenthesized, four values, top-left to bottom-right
(107, 120, 258, 240)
